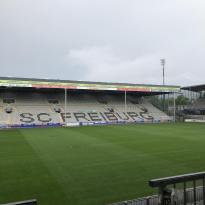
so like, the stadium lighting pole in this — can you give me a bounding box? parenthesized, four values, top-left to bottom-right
(160, 59, 166, 112)
(64, 88, 67, 126)
(160, 59, 165, 86)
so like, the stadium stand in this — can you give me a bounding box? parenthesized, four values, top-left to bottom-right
(181, 85, 205, 121)
(0, 77, 179, 128)
(0, 90, 172, 127)
(191, 98, 205, 111)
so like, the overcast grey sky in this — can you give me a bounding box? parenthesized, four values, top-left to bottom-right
(0, 0, 205, 86)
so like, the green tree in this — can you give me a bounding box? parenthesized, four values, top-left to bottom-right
(175, 95, 189, 105)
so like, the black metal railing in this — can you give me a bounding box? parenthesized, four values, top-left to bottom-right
(1, 199, 37, 205)
(149, 172, 205, 205)
(108, 172, 205, 205)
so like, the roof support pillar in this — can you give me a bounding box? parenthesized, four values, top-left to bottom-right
(124, 90, 127, 113)
(64, 88, 67, 125)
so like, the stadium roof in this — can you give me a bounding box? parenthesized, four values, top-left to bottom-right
(0, 76, 180, 93)
(181, 84, 205, 92)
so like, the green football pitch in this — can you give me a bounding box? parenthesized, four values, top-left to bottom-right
(0, 123, 205, 205)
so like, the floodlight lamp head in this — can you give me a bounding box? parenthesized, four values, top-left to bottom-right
(160, 59, 165, 66)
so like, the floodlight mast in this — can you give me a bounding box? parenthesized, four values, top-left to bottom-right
(160, 59, 165, 86)
(160, 59, 166, 112)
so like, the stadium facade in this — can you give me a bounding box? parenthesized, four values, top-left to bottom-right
(0, 77, 180, 128)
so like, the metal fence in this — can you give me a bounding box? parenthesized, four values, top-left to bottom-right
(108, 186, 204, 205)
(108, 195, 159, 205)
